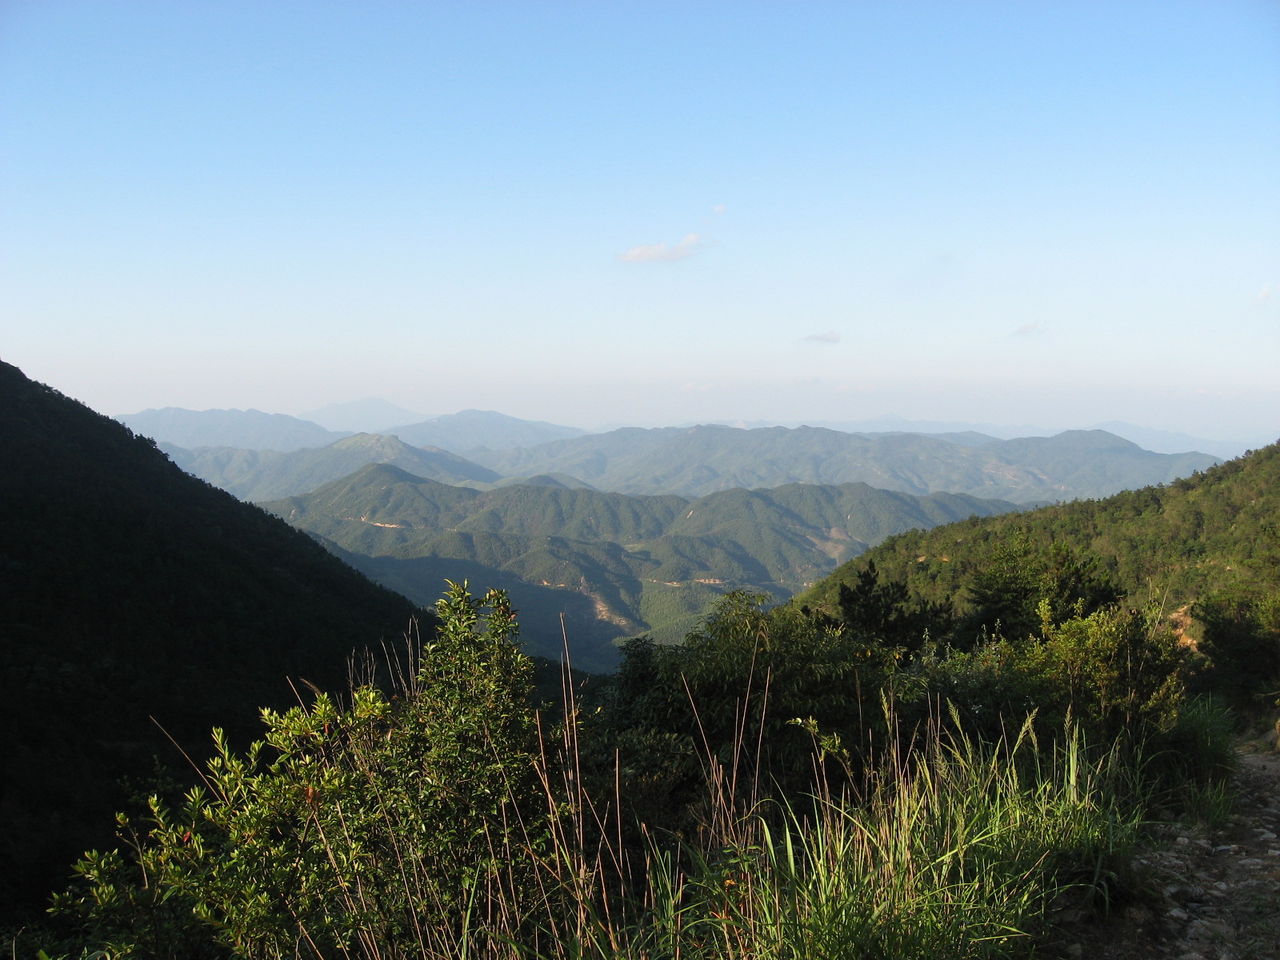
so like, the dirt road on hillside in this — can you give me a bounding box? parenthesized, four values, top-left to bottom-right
(1048, 749, 1280, 960)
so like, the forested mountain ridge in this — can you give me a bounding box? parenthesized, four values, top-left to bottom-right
(262, 463, 1023, 666)
(166, 432, 502, 500)
(149, 417, 1218, 507)
(122, 406, 586, 457)
(0, 361, 416, 918)
(800, 441, 1280, 631)
(468, 424, 1219, 501)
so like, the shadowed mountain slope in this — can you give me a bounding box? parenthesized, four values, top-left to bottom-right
(0, 361, 416, 918)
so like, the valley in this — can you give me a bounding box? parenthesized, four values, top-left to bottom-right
(120, 405, 1225, 668)
(6, 362, 1277, 958)
(9, 5, 1276, 953)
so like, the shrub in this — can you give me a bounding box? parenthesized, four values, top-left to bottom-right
(52, 583, 542, 959)
(931, 603, 1189, 745)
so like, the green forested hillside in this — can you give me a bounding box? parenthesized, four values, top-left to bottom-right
(263, 464, 1022, 664)
(166, 432, 502, 500)
(800, 442, 1280, 660)
(469, 424, 1219, 501)
(0, 361, 416, 918)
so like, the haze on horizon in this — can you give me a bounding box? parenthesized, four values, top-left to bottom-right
(2, 1, 1277, 444)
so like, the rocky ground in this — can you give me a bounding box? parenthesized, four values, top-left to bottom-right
(1046, 747, 1280, 960)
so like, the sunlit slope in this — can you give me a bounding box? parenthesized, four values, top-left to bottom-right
(263, 464, 1022, 661)
(800, 441, 1280, 613)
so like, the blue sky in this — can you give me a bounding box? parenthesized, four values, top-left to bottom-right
(3, 1, 1277, 440)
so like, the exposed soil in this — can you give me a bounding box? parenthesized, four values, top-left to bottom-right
(1044, 747, 1280, 960)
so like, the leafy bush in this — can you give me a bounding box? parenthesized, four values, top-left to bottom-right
(930, 602, 1188, 745)
(51, 584, 542, 958)
(1194, 588, 1280, 704)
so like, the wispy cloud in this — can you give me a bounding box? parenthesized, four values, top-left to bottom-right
(1258, 283, 1275, 304)
(711, 203, 726, 215)
(803, 330, 841, 344)
(619, 233, 702, 263)
(1009, 322, 1043, 339)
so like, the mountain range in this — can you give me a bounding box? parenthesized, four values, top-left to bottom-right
(261, 464, 1024, 667)
(118, 406, 346, 451)
(152, 421, 1220, 506)
(164, 433, 502, 501)
(119, 406, 586, 455)
(467, 425, 1219, 502)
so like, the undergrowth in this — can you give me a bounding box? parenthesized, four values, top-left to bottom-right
(30, 586, 1204, 959)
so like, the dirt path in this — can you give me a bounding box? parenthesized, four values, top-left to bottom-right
(1047, 749, 1280, 960)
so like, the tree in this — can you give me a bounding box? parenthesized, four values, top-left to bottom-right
(960, 542, 1122, 646)
(836, 560, 952, 654)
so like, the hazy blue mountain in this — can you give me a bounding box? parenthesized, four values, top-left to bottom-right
(708, 416, 1054, 438)
(710, 415, 1244, 457)
(118, 406, 346, 451)
(470, 425, 1219, 502)
(262, 464, 1022, 663)
(1087, 420, 1256, 459)
(384, 409, 587, 453)
(168, 433, 501, 501)
(300, 398, 426, 433)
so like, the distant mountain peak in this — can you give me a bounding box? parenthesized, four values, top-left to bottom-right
(300, 398, 426, 434)
(382, 410, 587, 454)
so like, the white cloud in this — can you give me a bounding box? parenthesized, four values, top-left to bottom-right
(1258, 283, 1275, 304)
(619, 233, 702, 263)
(711, 203, 726, 215)
(803, 330, 841, 344)
(1010, 322, 1042, 339)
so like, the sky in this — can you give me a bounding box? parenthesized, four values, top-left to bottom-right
(3, 0, 1278, 442)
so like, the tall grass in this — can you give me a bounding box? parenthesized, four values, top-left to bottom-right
(565, 713, 1142, 960)
(325, 709, 1144, 960)
(47, 667, 1147, 960)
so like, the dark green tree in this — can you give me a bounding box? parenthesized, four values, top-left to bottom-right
(836, 560, 953, 654)
(960, 542, 1122, 645)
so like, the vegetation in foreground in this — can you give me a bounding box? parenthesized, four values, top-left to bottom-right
(29, 572, 1249, 959)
